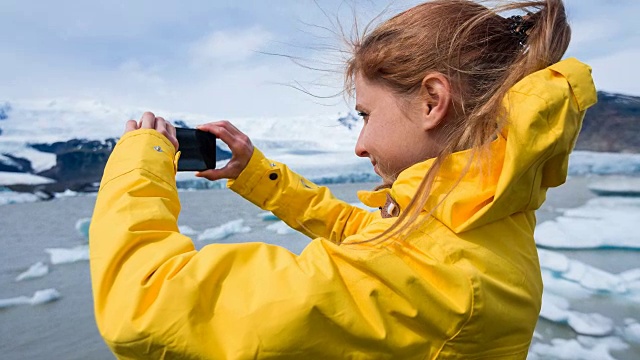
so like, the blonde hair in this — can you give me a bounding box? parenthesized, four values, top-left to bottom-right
(345, 0, 571, 242)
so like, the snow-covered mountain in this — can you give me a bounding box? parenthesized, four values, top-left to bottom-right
(1, 94, 640, 193)
(0, 98, 374, 191)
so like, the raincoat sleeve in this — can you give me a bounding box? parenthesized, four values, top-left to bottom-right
(89, 129, 472, 359)
(226, 148, 378, 243)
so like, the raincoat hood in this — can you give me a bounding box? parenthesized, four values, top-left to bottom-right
(358, 58, 597, 233)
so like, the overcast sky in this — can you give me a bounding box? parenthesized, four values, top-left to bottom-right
(1, 0, 638, 118)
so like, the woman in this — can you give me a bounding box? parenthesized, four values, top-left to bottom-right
(90, 0, 596, 358)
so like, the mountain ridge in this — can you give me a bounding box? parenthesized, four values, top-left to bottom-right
(0, 91, 638, 193)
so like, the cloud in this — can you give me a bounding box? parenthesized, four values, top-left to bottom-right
(189, 27, 275, 67)
(588, 48, 640, 96)
(1, 0, 638, 119)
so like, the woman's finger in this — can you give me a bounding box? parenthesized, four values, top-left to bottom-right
(196, 164, 239, 181)
(139, 112, 156, 129)
(155, 117, 179, 151)
(124, 120, 138, 133)
(198, 121, 251, 155)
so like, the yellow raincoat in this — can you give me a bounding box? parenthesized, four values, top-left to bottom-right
(90, 58, 596, 359)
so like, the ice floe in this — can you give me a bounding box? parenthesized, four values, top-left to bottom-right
(197, 219, 251, 242)
(538, 249, 636, 296)
(75, 218, 91, 240)
(257, 211, 279, 221)
(45, 245, 89, 264)
(618, 318, 640, 344)
(0, 187, 40, 205)
(0, 289, 61, 309)
(535, 196, 640, 249)
(540, 292, 615, 336)
(14, 261, 49, 282)
(529, 336, 629, 360)
(266, 221, 296, 235)
(178, 225, 198, 236)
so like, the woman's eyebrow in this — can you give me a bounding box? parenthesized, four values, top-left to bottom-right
(355, 104, 370, 112)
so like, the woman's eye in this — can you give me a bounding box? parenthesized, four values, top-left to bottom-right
(357, 111, 369, 120)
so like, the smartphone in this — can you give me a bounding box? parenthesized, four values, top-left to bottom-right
(175, 127, 217, 171)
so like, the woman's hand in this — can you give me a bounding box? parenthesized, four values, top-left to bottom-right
(124, 112, 179, 151)
(195, 121, 254, 181)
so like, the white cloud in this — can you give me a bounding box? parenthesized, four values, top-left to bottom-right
(1, 0, 638, 119)
(189, 27, 275, 67)
(588, 48, 640, 96)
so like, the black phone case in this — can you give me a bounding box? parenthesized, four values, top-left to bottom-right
(175, 128, 217, 171)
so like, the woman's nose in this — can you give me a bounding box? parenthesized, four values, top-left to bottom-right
(354, 133, 368, 158)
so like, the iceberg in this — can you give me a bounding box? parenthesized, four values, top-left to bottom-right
(197, 219, 251, 242)
(539, 293, 614, 336)
(178, 225, 198, 236)
(14, 261, 49, 282)
(257, 211, 279, 221)
(535, 197, 640, 249)
(45, 245, 89, 264)
(529, 336, 629, 360)
(618, 318, 640, 344)
(0, 289, 61, 309)
(75, 218, 91, 240)
(539, 249, 628, 294)
(266, 221, 296, 235)
(569, 151, 640, 175)
(0, 187, 40, 206)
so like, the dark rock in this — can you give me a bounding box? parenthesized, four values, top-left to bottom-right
(29, 138, 116, 192)
(0, 153, 33, 173)
(576, 92, 640, 153)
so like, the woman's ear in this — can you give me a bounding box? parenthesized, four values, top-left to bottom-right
(419, 73, 452, 131)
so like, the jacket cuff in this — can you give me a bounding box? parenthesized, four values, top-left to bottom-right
(227, 147, 282, 207)
(99, 129, 179, 190)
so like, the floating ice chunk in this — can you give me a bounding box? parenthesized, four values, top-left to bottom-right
(538, 248, 628, 295)
(0, 188, 40, 206)
(45, 245, 89, 264)
(620, 268, 640, 302)
(619, 268, 640, 282)
(529, 336, 628, 360)
(0, 289, 61, 309)
(588, 176, 640, 196)
(197, 219, 251, 242)
(257, 212, 279, 221)
(568, 312, 615, 336)
(569, 150, 640, 176)
(15, 261, 49, 282)
(30, 288, 61, 305)
(562, 261, 627, 293)
(540, 293, 614, 336)
(266, 221, 296, 235)
(535, 197, 640, 249)
(619, 318, 640, 344)
(55, 189, 79, 198)
(540, 292, 570, 322)
(538, 248, 570, 273)
(179, 225, 198, 236)
(541, 270, 593, 300)
(75, 218, 91, 240)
